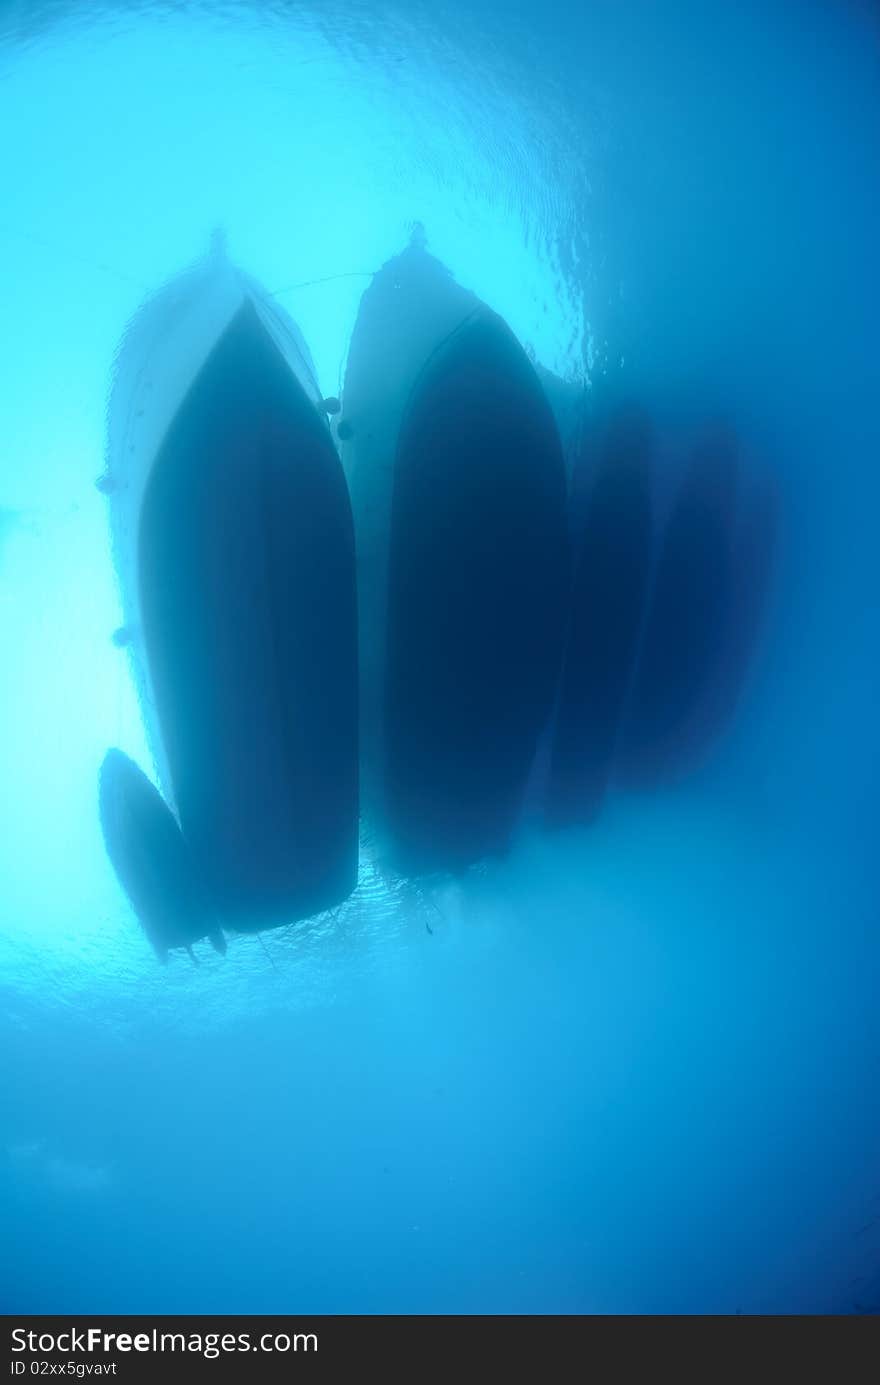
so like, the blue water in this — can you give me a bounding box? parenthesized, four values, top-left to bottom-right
(1, 0, 879, 1314)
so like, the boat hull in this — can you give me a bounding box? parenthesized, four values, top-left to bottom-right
(106, 253, 358, 929)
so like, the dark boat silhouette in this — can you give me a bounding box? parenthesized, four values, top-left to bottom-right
(98, 748, 226, 963)
(546, 401, 654, 825)
(619, 421, 739, 784)
(342, 234, 569, 874)
(656, 466, 780, 775)
(102, 239, 358, 933)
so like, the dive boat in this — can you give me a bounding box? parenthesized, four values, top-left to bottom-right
(340, 232, 570, 874)
(102, 236, 359, 932)
(619, 421, 740, 784)
(545, 401, 654, 826)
